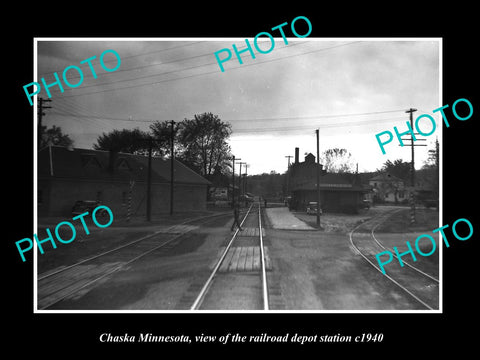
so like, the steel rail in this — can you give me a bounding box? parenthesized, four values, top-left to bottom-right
(258, 202, 269, 310)
(37, 211, 232, 281)
(189, 203, 254, 310)
(370, 209, 439, 283)
(38, 212, 232, 310)
(348, 210, 436, 310)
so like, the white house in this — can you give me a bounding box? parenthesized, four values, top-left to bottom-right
(369, 173, 407, 204)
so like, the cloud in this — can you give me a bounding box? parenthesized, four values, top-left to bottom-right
(36, 39, 440, 174)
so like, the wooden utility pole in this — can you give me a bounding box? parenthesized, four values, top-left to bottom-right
(244, 163, 248, 196)
(146, 137, 152, 221)
(285, 155, 293, 197)
(316, 129, 321, 228)
(231, 156, 241, 208)
(127, 180, 135, 222)
(238, 162, 246, 197)
(285, 155, 293, 168)
(405, 108, 417, 188)
(170, 120, 175, 216)
(402, 108, 427, 224)
(38, 97, 52, 146)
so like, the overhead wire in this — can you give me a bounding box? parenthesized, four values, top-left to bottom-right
(47, 104, 114, 134)
(54, 96, 115, 124)
(231, 116, 409, 134)
(48, 103, 407, 125)
(46, 108, 409, 134)
(56, 41, 361, 99)
(38, 41, 205, 78)
(38, 40, 310, 90)
(46, 95, 130, 136)
(226, 109, 407, 122)
(40, 40, 406, 138)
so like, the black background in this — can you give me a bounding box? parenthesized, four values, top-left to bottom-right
(6, 4, 478, 355)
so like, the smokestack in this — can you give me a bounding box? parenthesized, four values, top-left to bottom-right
(295, 147, 299, 164)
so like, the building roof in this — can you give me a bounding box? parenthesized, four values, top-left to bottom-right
(369, 172, 404, 183)
(291, 172, 364, 192)
(38, 146, 211, 185)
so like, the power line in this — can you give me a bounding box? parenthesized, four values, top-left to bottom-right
(53, 97, 120, 126)
(40, 40, 310, 89)
(54, 97, 104, 118)
(55, 41, 311, 96)
(49, 105, 406, 125)
(56, 41, 361, 99)
(231, 116, 408, 134)
(38, 41, 205, 78)
(50, 110, 159, 123)
(63, 41, 312, 85)
(226, 109, 406, 123)
(49, 102, 440, 135)
(48, 109, 408, 136)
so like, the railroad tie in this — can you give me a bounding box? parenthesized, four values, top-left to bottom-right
(237, 227, 266, 237)
(217, 246, 271, 273)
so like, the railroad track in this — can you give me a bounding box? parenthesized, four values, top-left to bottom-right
(349, 208, 439, 310)
(37, 211, 232, 310)
(189, 202, 270, 310)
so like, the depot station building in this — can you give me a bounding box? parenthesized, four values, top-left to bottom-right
(38, 146, 210, 218)
(288, 148, 367, 214)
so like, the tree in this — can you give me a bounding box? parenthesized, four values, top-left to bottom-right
(246, 172, 285, 199)
(39, 125, 74, 149)
(149, 120, 181, 158)
(177, 113, 232, 179)
(379, 159, 411, 182)
(319, 148, 355, 173)
(93, 128, 150, 154)
(91, 114, 233, 182)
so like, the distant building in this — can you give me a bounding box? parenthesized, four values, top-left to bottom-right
(368, 169, 438, 207)
(288, 148, 366, 214)
(369, 173, 407, 204)
(210, 187, 228, 200)
(38, 146, 211, 217)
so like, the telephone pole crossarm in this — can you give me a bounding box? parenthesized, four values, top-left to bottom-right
(37, 98, 52, 146)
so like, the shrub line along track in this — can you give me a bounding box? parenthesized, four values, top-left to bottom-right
(349, 208, 439, 310)
(37, 211, 233, 310)
(190, 202, 269, 310)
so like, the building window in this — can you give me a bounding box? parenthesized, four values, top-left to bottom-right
(117, 158, 131, 171)
(81, 154, 102, 168)
(96, 191, 103, 201)
(38, 189, 43, 205)
(122, 191, 127, 205)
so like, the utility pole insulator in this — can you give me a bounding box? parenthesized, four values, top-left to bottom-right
(38, 97, 52, 147)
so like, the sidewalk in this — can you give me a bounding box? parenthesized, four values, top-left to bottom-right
(265, 207, 316, 230)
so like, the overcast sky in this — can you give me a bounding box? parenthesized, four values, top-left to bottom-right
(36, 38, 441, 175)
